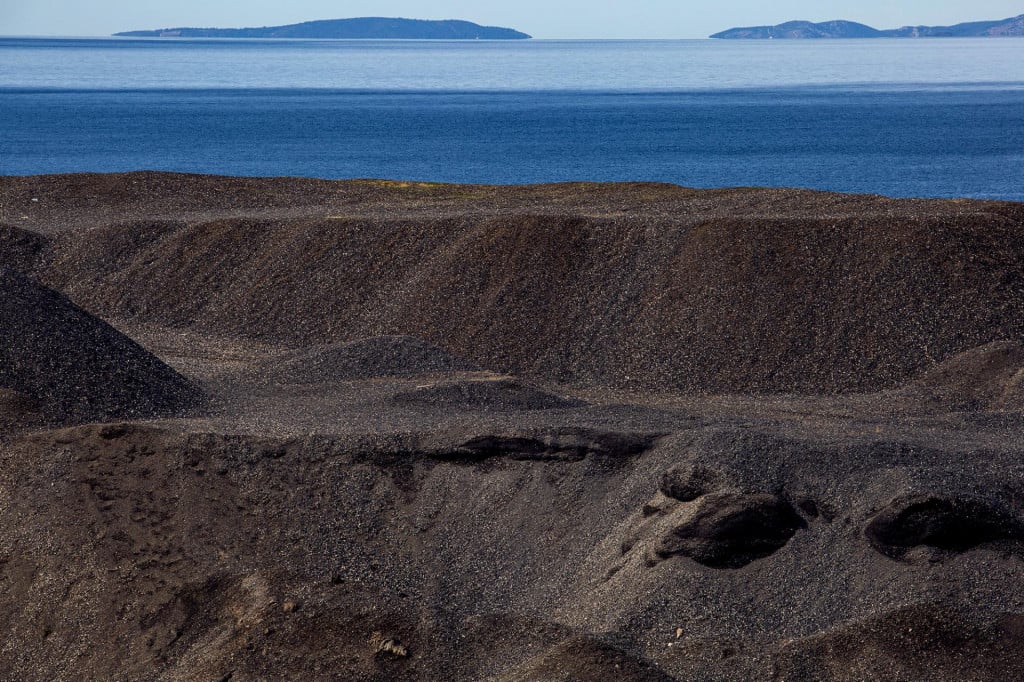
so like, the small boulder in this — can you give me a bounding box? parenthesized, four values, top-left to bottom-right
(370, 631, 409, 659)
(660, 463, 728, 501)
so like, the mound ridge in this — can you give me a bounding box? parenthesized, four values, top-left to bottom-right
(496, 635, 676, 681)
(775, 604, 1024, 681)
(267, 335, 478, 383)
(894, 340, 1024, 411)
(26, 174, 1024, 395)
(391, 377, 584, 411)
(0, 268, 202, 423)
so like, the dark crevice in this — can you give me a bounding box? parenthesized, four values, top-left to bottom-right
(865, 494, 1024, 560)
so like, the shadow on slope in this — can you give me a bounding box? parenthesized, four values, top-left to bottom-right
(391, 377, 585, 412)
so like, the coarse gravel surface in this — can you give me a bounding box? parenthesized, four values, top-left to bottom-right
(0, 172, 1022, 680)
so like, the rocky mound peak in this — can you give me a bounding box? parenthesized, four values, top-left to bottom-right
(0, 268, 202, 423)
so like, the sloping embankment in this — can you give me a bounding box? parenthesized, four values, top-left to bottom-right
(12, 173, 1022, 395)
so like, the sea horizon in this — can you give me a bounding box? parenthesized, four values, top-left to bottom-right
(2, 36, 1022, 200)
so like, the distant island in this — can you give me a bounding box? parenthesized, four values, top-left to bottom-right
(711, 13, 1024, 38)
(114, 17, 531, 40)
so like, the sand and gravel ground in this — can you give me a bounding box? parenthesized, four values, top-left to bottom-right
(1, 173, 1023, 680)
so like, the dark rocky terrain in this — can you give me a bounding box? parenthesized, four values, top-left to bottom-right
(0, 266, 201, 424)
(1, 172, 1023, 680)
(114, 18, 531, 40)
(711, 13, 1024, 38)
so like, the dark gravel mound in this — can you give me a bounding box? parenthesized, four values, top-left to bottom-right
(3, 416, 1024, 680)
(0, 268, 202, 423)
(391, 378, 584, 411)
(268, 336, 478, 383)
(27, 173, 1024, 394)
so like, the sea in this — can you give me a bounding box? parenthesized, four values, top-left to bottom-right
(2, 37, 1023, 200)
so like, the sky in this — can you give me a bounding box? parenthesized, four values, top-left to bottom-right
(2, 1, 1023, 39)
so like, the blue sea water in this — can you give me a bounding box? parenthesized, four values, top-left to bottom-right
(2, 37, 1023, 200)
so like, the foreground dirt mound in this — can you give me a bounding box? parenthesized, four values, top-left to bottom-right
(3, 420, 1022, 681)
(0, 268, 202, 423)
(29, 174, 1024, 394)
(267, 335, 479, 383)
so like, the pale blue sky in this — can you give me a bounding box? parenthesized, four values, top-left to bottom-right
(3, 1, 1023, 38)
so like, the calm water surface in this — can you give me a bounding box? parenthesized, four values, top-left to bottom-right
(2, 37, 1023, 199)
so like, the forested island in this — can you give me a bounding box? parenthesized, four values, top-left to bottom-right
(712, 13, 1024, 38)
(115, 17, 531, 39)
